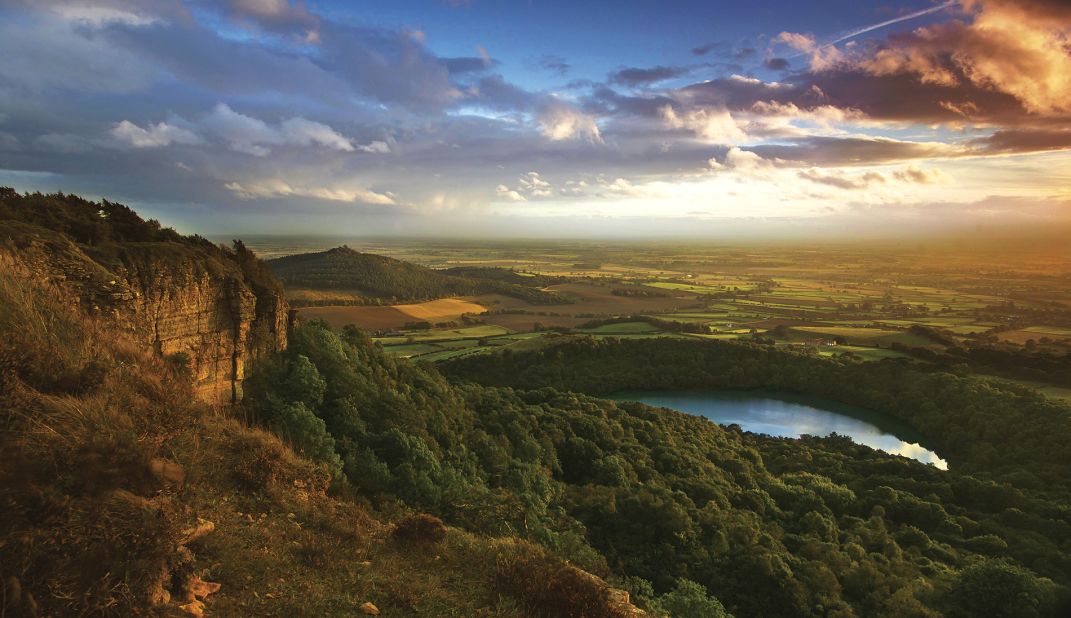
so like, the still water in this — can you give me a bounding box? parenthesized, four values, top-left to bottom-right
(609, 390, 948, 469)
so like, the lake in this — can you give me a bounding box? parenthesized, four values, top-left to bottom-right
(609, 389, 948, 469)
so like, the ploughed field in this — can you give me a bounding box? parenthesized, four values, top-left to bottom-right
(301, 298, 487, 330)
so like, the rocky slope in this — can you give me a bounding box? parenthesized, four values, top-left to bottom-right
(0, 190, 287, 404)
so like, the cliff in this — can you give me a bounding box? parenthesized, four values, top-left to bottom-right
(0, 190, 287, 404)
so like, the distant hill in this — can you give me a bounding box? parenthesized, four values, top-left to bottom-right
(268, 246, 568, 305)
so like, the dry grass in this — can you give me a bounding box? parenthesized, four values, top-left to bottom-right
(392, 513, 448, 545)
(495, 542, 637, 618)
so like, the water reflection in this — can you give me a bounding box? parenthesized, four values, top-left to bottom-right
(610, 390, 948, 469)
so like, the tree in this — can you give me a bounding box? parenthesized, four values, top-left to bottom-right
(946, 562, 1055, 618)
(651, 579, 733, 618)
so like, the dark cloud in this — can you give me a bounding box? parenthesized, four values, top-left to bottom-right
(533, 54, 571, 76)
(691, 41, 729, 56)
(444, 55, 496, 75)
(466, 75, 538, 111)
(585, 86, 676, 118)
(969, 129, 1071, 154)
(609, 66, 690, 87)
(671, 68, 1043, 127)
(750, 136, 955, 166)
(764, 57, 789, 70)
(734, 47, 757, 60)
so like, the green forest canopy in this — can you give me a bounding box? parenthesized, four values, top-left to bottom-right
(248, 323, 1071, 617)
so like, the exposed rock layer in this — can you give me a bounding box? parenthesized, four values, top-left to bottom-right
(2, 234, 287, 404)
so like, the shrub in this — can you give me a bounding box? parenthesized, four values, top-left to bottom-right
(392, 513, 448, 545)
(495, 544, 631, 618)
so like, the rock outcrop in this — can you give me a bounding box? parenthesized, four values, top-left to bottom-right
(0, 194, 287, 404)
(97, 259, 288, 404)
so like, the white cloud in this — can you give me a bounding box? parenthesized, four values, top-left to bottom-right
(495, 171, 555, 201)
(203, 103, 281, 156)
(496, 184, 526, 201)
(201, 103, 360, 156)
(280, 117, 354, 152)
(537, 102, 602, 143)
(111, 120, 202, 148)
(356, 140, 391, 154)
(225, 178, 395, 204)
(661, 105, 747, 144)
(518, 171, 552, 197)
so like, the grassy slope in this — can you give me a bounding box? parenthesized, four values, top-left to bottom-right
(0, 260, 633, 617)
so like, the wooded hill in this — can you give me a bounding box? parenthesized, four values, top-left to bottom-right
(269, 246, 568, 305)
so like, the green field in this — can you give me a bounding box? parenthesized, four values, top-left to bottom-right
(577, 321, 664, 334)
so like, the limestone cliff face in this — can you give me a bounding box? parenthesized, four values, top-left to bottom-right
(3, 233, 288, 405)
(101, 263, 289, 404)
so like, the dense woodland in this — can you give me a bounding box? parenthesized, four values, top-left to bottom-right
(443, 337, 1071, 494)
(268, 246, 568, 305)
(248, 323, 1071, 617)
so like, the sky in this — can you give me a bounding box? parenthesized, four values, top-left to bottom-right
(0, 0, 1069, 238)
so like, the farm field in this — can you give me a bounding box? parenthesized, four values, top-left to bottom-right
(268, 239, 1071, 403)
(299, 298, 487, 329)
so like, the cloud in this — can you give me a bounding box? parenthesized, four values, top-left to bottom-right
(202, 103, 281, 156)
(0, 17, 157, 93)
(765, 57, 790, 70)
(221, 0, 320, 41)
(518, 172, 552, 197)
(661, 105, 747, 143)
(225, 178, 395, 204)
(692, 41, 730, 56)
(797, 165, 948, 189)
(798, 168, 885, 190)
(279, 117, 354, 152)
(891, 165, 951, 184)
(201, 103, 356, 155)
(34, 133, 96, 154)
(714, 147, 773, 172)
(774, 31, 845, 71)
(610, 66, 689, 87)
(969, 128, 1071, 154)
(858, 0, 1071, 115)
(8, 0, 189, 27)
(111, 119, 202, 148)
(356, 140, 391, 154)
(533, 54, 571, 75)
(750, 136, 957, 166)
(495, 184, 525, 201)
(537, 102, 602, 142)
(444, 56, 494, 75)
(496, 172, 555, 200)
